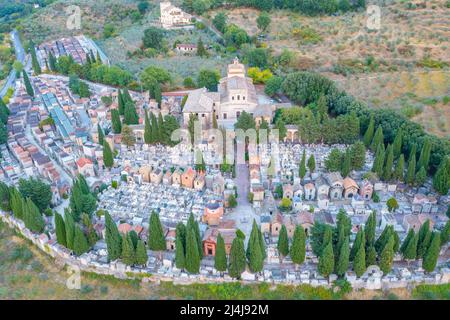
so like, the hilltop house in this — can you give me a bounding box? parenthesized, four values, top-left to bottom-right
(160, 2, 192, 29)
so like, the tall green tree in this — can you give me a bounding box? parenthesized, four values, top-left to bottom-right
(422, 232, 440, 273)
(97, 123, 105, 146)
(23, 197, 45, 233)
(135, 240, 148, 266)
(104, 211, 122, 261)
(290, 226, 306, 266)
(29, 41, 41, 75)
(144, 110, 152, 144)
(341, 149, 352, 177)
(18, 177, 52, 212)
(174, 223, 186, 270)
(363, 115, 375, 147)
(370, 125, 384, 152)
(364, 211, 377, 247)
(299, 150, 306, 179)
(121, 233, 136, 265)
(111, 109, 122, 134)
(441, 220, 450, 246)
(185, 226, 200, 274)
(123, 102, 139, 125)
(400, 228, 414, 255)
(247, 220, 264, 273)
(196, 38, 207, 57)
(417, 221, 432, 259)
(214, 233, 227, 273)
(187, 213, 203, 258)
(318, 242, 334, 277)
(383, 144, 394, 181)
(148, 211, 166, 253)
(433, 157, 450, 195)
(118, 90, 125, 115)
(9, 188, 24, 219)
(54, 212, 67, 247)
(403, 231, 418, 261)
(335, 237, 350, 277)
(0, 182, 11, 211)
(372, 143, 385, 178)
(392, 128, 403, 158)
(307, 154, 316, 173)
(379, 236, 394, 275)
(350, 141, 366, 171)
(103, 140, 114, 168)
(23, 70, 34, 97)
(228, 237, 246, 279)
(353, 243, 366, 277)
(277, 225, 289, 261)
(405, 144, 416, 185)
(366, 245, 377, 266)
(394, 154, 405, 181)
(415, 166, 427, 186)
(65, 210, 75, 250)
(350, 228, 365, 261)
(417, 139, 431, 171)
(73, 225, 90, 256)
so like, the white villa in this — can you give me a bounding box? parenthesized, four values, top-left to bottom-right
(183, 58, 273, 129)
(160, 1, 192, 29)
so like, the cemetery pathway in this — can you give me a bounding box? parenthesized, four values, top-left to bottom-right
(227, 164, 259, 246)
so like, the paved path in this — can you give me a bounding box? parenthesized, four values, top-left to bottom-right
(0, 30, 26, 98)
(225, 164, 260, 246)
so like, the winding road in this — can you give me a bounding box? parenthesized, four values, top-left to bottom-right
(0, 30, 26, 98)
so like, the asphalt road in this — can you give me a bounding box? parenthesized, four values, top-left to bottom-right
(0, 30, 26, 98)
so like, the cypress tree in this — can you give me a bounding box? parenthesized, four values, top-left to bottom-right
(187, 213, 203, 258)
(318, 242, 334, 277)
(290, 226, 306, 266)
(372, 143, 385, 178)
(400, 228, 415, 255)
(96, 51, 102, 64)
(422, 232, 440, 273)
(104, 211, 122, 261)
(73, 225, 90, 256)
(247, 220, 264, 273)
(392, 128, 403, 158)
(417, 220, 431, 258)
(405, 144, 416, 185)
(383, 144, 394, 181)
(379, 236, 394, 275)
(214, 233, 227, 273)
(118, 90, 125, 115)
(335, 237, 350, 277)
(403, 232, 418, 261)
(363, 115, 375, 147)
(392, 229, 400, 253)
(277, 225, 289, 261)
(122, 88, 133, 104)
(111, 109, 122, 134)
(370, 125, 384, 152)
(228, 237, 246, 279)
(299, 149, 306, 179)
(350, 228, 365, 261)
(185, 226, 200, 274)
(10, 188, 24, 220)
(121, 233, 136, 265)
(23, 70, 34, 97)
(353, 243, 366, 277)
(175, 226, 186, 270)
(258, 223, 266, 260)
(144, 110, 152, 144)
(433, 157, 450, 195)
(103, 140, 114, 168)
(157, 112, 164, 142)
(441, 220, 450, 246)
(415, 166, 427, 186)
(375, 225, 392, 254)
(0, 182, 11, 211)
(135, 240, 148, 266)
(148, 211, 166, 252)
(321, 226, 333, 254)
(341, 149, 351, 177)
(24, 198, 45, 233)
(307, 154, 316, 173)
(65, 209, 75, 250)
(48, 52, 57, 72)
(394, 154, 405, 181)
(366, 245, 377, 266)
(124, 102, 139, 125)
(54, 212, 67, 247)
(417, 139, 431, 171)
(364, 211, 376, 247)
(150, 112, 158, 144)
(29, 41, 41, 74)
(97, 124, 105, 146)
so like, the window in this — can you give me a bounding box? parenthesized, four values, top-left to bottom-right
(202, 113, 205, 118)
(243, 96, 245, 100)
(237, 95, 240, 100)
(232, 96, 234, 101)
(236, 111, 240, 118)
(223, 113, 227, 119)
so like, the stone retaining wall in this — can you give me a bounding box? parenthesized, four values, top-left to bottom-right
(1, 212, 449, 290)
